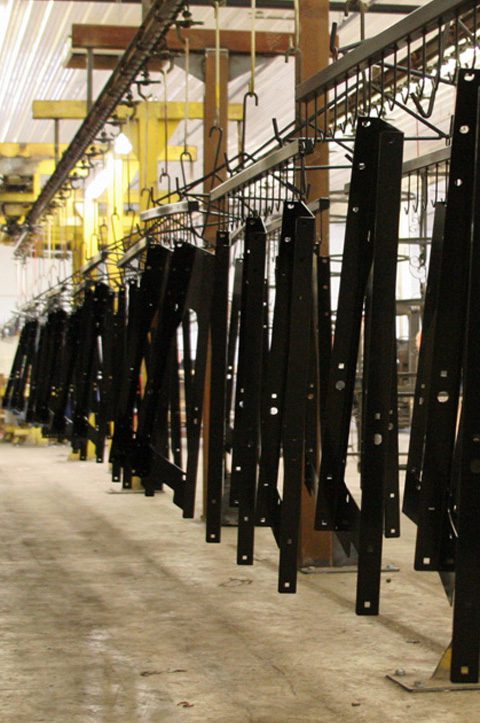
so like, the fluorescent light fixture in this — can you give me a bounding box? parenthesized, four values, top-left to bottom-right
(114, 132, 132, 155)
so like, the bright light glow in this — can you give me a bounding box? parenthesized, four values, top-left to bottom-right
(459, 46, 475, 67)
(114, 132, 133, 155)
(85, 156, 114, 200)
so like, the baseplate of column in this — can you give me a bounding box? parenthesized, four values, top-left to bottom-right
(386, 646, 480, 692)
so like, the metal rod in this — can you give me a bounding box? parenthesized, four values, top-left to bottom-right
(210, 139, 313, 201)
(80, 249, 109, 276)
(86, 48, 94, 112)
(54, 119, 60, 167)
(117, 237, 149, 268)
(140, 199, 200, 222)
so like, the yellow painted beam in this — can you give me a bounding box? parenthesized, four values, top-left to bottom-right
(33, 100, 243, 122)
(0, 193, 35, 203)
(0, 142, 68, 158)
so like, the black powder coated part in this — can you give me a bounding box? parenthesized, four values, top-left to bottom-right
(30, 309, 68, 427)
(317, 254, 332, 434)
(26, 319, 47, 424)
(49, 310, 81, 437)
(206, 231, 231, 544)
(225, 258, 243, 462)
(135, 244, 214, 514)
(233, 217, 267, 565)
(315, 117, 385, 542)
(180, 250, 215, 518)
(255, 202, 299, 537)
(70, 283, 113, 458)
(414, 69, 480, 573)
(4, 320, 38, 414)
(109, 246, 171, 486)
(451, 85, 480, 685)
(169, 335, 183, 470)
(91, 288, 116, 463)
(384, 353, 400, 540)
(227, 259, 244, 506)
(2, 324, 26, 410)
(278, 213, 315, 594)
(133, 244, 196, 483)
(403, 202, 446, 524)
(355, 124, 404, 616)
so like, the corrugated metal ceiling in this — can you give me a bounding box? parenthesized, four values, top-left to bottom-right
(0, 0, 455, 196)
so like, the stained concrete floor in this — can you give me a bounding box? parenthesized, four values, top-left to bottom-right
(0, 442, 479, 722)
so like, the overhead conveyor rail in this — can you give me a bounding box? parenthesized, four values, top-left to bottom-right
(14, 0, 186, 256)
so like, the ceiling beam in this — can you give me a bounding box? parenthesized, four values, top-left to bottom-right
(19, 0, 185, 247)
(0, 143, 68, 159)
(32, 100, 243, 121)
(66, 53, 166, 72)
(37, 0, 421, 13)
(72, 24, 291, 55)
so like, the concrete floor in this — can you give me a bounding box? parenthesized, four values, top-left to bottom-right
(0, 443, 479, 722)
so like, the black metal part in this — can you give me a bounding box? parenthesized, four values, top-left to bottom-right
(278, 213, 315, 593)
(206, 230, 231, 543)
(134, 243, 214, 514)
(403, 202, 446, 523)
(110, 246, 171, 486)
(232, 217, 267, 565)
(451, 85, 480, 685)
(255, 202, 307, 535)
(355, 124, 404, 615)
(226, 258, 243, 493)
(414, 70, 480, 573)
(315, 118, 384, 542)
(317, 253, 332, 432)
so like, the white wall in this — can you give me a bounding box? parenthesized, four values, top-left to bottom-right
(0, 336, 17, 378)
(0, 246, 18, 326)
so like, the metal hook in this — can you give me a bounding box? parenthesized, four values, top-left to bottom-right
(208, 124, 224, 184)
(272, 118, 284, 146)
(410, 21, 450, 119)
(180, 149, 194, 188)
(159, 169, 172, 197)
(241, 91, 259, 163)
(140, 186, 155, 209)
